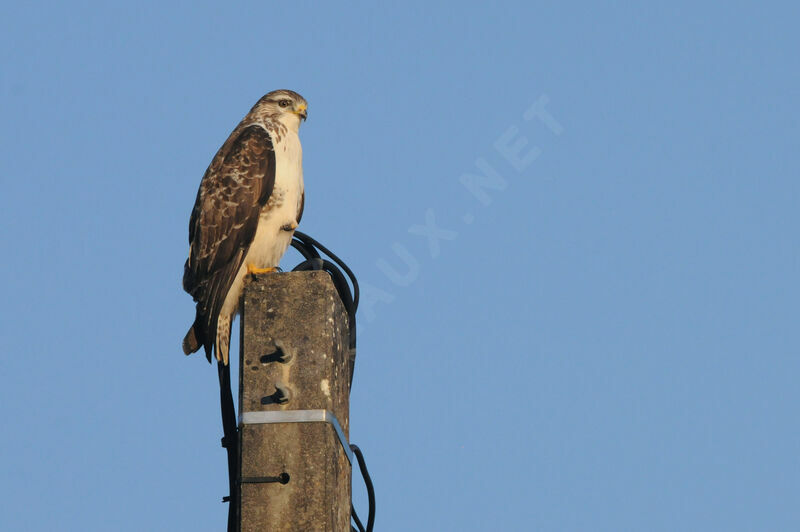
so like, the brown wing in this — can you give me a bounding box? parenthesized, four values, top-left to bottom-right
(183, 124, 276, 360)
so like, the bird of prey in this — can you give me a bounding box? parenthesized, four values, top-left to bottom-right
(182, 90, 308, 364)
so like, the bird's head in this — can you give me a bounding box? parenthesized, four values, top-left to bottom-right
(253, 89, 308, 132)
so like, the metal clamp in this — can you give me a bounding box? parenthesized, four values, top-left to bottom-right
(240, 409, 353, 464)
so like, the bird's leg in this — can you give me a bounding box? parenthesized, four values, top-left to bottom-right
(280, 221, 299, 232)
(247, 264, 278, 275)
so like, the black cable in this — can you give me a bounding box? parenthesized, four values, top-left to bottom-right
(350, 444, 375, 532)
(291, 230, 359, 309)
(351, 503, 366, 532)
(291, 232, 375, 531)
(217, 360, 239, 532)
(291, 231, 359, 351)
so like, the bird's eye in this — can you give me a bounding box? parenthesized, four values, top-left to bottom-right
(279, 99, 291, 108)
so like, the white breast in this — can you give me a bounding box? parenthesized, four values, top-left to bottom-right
(219, 127, 304, 319)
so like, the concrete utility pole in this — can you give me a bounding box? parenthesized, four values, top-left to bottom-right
(238, 271, 353, 532)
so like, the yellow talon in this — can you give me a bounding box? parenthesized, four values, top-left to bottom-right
(281, 221, 299, 231)
(247, 264, 278, 275)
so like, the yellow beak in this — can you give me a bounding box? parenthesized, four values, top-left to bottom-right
(293, 103, 308, 121)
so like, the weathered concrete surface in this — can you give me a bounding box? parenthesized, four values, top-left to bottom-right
(239, 271, 351, 532)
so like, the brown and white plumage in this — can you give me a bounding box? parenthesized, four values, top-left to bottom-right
(182, 90, 307, 364)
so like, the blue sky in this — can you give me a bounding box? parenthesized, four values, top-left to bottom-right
(1, 2, 798, 530)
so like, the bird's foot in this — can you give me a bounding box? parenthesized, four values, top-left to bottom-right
(247, 264, 278, 276)
(281, 221, 299, 232)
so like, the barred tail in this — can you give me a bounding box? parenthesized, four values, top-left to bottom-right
(215, 314, 232, 365)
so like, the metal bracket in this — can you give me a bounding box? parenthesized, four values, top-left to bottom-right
(240, 472, 290, 485)
(240, 409, 353, 464)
